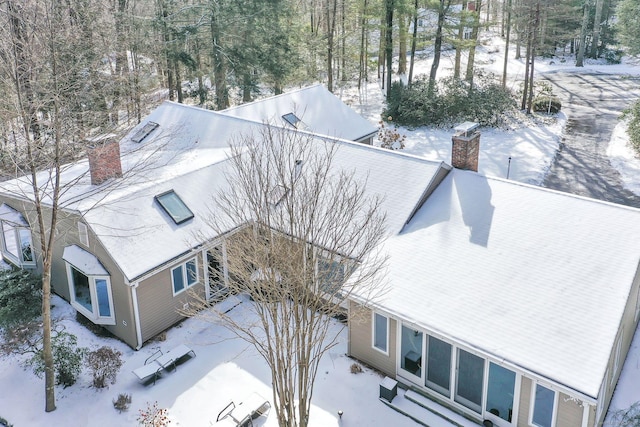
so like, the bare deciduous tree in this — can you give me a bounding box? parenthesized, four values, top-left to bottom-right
(187, 127, 387, 427)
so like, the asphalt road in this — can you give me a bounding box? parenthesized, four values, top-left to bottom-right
(541, 71, 640, 208)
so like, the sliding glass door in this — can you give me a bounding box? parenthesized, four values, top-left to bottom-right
(400, 325, 423, 378)
(486, 362, 516, 424)
(455, 349, 485, 413)
(425, 336, 452, 397)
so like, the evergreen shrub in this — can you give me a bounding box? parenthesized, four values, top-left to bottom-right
(28, 331, 87, 387)
(384, 73, 516, 128)
(0, 267, 41, 329)
(532, 95, 562, 114)
(623, 99, 640, 154)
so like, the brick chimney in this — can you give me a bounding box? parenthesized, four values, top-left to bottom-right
(87, 138, 122, 185)
(451, 122, 480, 172)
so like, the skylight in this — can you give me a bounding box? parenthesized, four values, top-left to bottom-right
(131, 121, 159, 143)
(282, 113, 309, 131)
(155, 190, 194, 224)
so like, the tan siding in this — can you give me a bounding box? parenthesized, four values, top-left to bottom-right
(54, 211, 139, 348)
(557, 392, 584, 427)
(348, 302, 397, 377)
(588, 404, 596, 427)
(137, 257, 205, 343)
(0, 195, 140, 348)
(596, 266, 640, 426)
(518, 376, 532, 426)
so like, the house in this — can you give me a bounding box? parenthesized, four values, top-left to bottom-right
(348, 131, 640, 427)
(0, 88, 637, 427)
(0, 88, 417, 351)
(220, 84, 378, 145)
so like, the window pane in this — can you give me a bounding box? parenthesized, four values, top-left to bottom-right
(19, 229, 33, 263)
(172, 266, 185, 293)
(486, 363, 516, 422)
(455, 349, 485, 413)
(95, 279, 111, 318)
(72, 267, 93, 313)
(156, 191, 194, 224)
(426, 336, 452, 396)
(374, 313, 387, 352)
(401, 325, 423, 377)
(186, 259, 197, 286)
(2, 222, 18, 259)
(532, 384, 555, 427)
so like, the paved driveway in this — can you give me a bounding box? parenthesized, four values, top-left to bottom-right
(541, 71, 640, 207)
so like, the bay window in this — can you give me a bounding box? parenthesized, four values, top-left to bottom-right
(63, 245, 114, 325)
(0, 204, 35, 267)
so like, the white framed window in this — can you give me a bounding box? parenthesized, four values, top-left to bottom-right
(530, 382, 557, 427)
(172, 258, 198, 295)
(1, 221, 35, 267)
(78, 222, 89, 246)
(66, 264, 115, 325)
(372, 312, 389, 354)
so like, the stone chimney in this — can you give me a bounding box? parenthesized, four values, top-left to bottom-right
(87, 138, 122, 185)
(451, 122, 480, 172)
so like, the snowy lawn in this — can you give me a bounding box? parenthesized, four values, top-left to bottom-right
(0, 295, 416, 427)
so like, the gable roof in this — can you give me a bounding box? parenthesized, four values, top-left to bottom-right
(359, 168, 640, 399)
(0, 101, 446, 282)
(221, 84, 378, 142)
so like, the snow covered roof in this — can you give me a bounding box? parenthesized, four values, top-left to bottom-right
(221, 84, 378, 142)
(0, 101, 444, 282)
(361, 168, 640, 399)
(63, 245, 109, 276)
(0, 203, 28, 226)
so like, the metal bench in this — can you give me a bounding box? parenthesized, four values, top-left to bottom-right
(215, 393, 270, 426)
(132, 344, 196, 385)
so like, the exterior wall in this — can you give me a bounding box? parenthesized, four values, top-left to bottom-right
(349, 303, 598, 427)
(0, 194, 139, 348)
(517, 376, 533, 426)
(50, 210, 139, 348)
(137, 255, 206, 344)
(348, 302, 397, 377)
(595, 264, 640, 425)
(557, 392, 584, 427)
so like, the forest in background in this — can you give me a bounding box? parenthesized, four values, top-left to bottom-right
(0, 0, 634, 148)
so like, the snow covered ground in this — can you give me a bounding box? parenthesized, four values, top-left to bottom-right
(2, 33, 640, 426)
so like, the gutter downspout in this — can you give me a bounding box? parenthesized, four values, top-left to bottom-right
(130, 281, 143, 350)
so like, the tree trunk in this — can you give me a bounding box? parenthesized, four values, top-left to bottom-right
(210, 4, 229, 109)
(408, 0, 419, 86)
(465, 0, 481, 83)
(358, 0, 369, 89)
(521, 22, 531, 110)
(576, 0, 590, 67)
(454, 0, 468, 79)
(385, 0, 394, 97)
(429, 0, 449, 90)
(398, 15, 407, 74)
(502, 0, 512, 87)
(526, 2, 540, 114)
(326, 0, 338, 92)
(590, 0, 604, 58)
